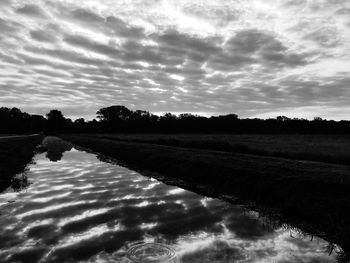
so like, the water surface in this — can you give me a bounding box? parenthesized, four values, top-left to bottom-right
(0, 138, 337, 262)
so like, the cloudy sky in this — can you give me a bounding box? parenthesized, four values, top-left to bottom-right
(1, 0, 350, 120)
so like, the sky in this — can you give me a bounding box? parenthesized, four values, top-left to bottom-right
(0, 0, 350, 120)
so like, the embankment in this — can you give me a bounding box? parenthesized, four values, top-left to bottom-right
(61, 134, 350, 259)
(0, 135, 43, 192)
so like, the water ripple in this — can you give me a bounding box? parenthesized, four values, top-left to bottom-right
(127, 242, 176, 263)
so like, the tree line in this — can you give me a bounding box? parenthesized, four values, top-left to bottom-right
(1, 105, 349, 134)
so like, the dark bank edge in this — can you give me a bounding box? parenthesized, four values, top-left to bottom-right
(60, 134, 350, 262)
(0, 135, 44, 192)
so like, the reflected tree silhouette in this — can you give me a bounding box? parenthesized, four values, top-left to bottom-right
(42, 136, 73, 162)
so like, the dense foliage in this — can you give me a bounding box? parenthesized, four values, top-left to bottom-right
(1, 106, 349, 134)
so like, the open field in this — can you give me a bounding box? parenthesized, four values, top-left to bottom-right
(83, 133, 350, 166)
(0, 135, 43, 192)
(61, 134, 350, 259)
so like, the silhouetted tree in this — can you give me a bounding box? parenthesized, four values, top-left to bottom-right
(276, 116, 290, 122)
(46, 110, 65, 122)
(130, 110, 152, 121)
(74, 118, 85, 125)
(73, 118, 86, 133)
(159, 113, 178, 132)
(96, 106, 132, 122)
(128, 110, 158, 132)
(0, 107, 32, 133)
(46, 110, 66, 133)
(314, 117, 323, 121)
(29, 115, 46, 133)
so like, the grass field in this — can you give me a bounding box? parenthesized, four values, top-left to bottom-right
(0, 135, 43, 192)
(84, 133, 350, 166)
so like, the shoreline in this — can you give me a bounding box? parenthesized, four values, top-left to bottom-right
(61, 134, 350, 261)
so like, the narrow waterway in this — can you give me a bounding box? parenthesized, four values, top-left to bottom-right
(0, 138, 338, 262)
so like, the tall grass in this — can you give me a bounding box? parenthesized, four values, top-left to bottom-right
(0, 135, 43, 192)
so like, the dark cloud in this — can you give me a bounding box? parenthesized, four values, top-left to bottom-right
(276, 75, 350, 107)
(55, 5, 146, 40)
(29, 25, 60, 43)
(282, 0, 305, 7)
(46, 2, 105, 25)
(304, 28, 339, 47)
(0, 51, 23, 65)
(262, 52, 307, 66)
(0, 18, 20, 34)
(204, 30, 307, 71)
(225, 30, 285, 54)
(16, 4, 47, 18)
(224, 30, 306, 67)
(33, 68, 72, 79)
(0, 0, 11, 7)
(105, 16, 145, 39)
(64, 34, 120, 57)
(335, 8, 350, 14)
(182, 3, 242, 26)
(163, 65, 205, 77)
(308, 0, 349, 11)
(208, 53, 255, 71)
(119, 41, 167, 64)
(155, 29, 222, 55)
(70, 8, 105, 24)
(17, 53, 54, 66)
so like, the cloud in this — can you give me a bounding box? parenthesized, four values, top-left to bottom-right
(225, 30, 307, 67)
(105, 16, 146, 39)
(303, 27, 339, 47)
(0, 18, 20, 34)
(182, 2, 242, 27)
(335, 7, 350, 15)
(16, 4, 47, 18)
(280, 75, 350, 104)
(69, 8, 105, 24)
(0, 51, 23, 65)
(30, 24, 60, 43)
(155, 29, 222, 57)
(225, 30, 285, 54)
(0, 0, 11, 7)
(64, 34, 120, 57)
(0, 0, 349, 120)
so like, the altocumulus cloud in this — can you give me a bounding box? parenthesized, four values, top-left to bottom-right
(0, 0, 350, 119)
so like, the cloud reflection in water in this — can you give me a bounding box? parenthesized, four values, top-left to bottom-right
(0, 143, 337, 262)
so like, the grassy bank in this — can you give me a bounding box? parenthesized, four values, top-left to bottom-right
(0, 135, 43, 192)
(61, 134, 350, 260)
(84, 133, 350, 166)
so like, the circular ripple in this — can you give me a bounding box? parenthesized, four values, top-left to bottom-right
(126, 242, 176, 263)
